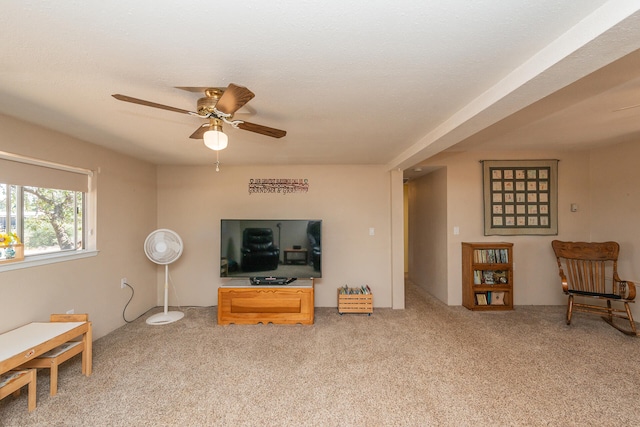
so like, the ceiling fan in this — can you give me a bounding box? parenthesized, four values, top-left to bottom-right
(112, 83, 287, 150)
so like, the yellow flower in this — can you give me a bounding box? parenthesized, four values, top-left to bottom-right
(0, 232, 20, 246)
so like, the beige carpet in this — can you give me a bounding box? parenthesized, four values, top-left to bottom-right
(2, 281, 640, 426)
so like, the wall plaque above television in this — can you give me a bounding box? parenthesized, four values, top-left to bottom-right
(247, 178, 309, 195)
(220, 219, 322, 279)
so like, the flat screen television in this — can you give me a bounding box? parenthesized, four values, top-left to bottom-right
(220, 219, 322, 279)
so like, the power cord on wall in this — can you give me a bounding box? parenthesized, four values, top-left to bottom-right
(121, 281, 150, 323)
(121, 278, 187, 324)
(122, 281, 135, 323)
(122, 274, 208, 324)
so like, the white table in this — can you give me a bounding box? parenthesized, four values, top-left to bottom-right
(0, 321, 92, 376)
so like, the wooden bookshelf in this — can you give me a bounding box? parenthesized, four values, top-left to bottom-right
(462, 242, 513, 311)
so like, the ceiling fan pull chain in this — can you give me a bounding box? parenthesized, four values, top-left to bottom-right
(215, 150, 220, 172)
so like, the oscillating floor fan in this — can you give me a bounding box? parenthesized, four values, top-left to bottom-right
(144, 229, 184, 325)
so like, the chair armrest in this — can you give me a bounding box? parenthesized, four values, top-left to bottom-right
(623, 280, 636, 300)
(558, 269, 569, 293)
(614, 274, 636, 300)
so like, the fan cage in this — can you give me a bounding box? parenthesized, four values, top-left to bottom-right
(144, 229, 183, 265)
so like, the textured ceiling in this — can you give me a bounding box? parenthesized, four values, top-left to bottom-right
(1, 1, 640, 176)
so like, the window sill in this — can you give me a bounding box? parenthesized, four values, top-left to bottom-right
(0, 250, 99, 273)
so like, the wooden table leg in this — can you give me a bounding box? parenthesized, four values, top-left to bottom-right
(81, 322, 92, 376)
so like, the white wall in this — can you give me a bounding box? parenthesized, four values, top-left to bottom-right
(4, 113, 637, 338)
(0, 114, 158, 339)
(407, 167, 448, 302)
(0, 116, 405, 340)
(156, 164, 400, 308)
(408, 149, 592, 307)
(589, 139, 640, 317)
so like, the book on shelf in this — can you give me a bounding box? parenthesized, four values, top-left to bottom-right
(473, 248, 509, 264)
(473, 270, 482, 285)
(476, 291, 506, 305)
(476, 293, 488, 305)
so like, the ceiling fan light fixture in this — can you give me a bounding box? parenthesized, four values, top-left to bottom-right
(203, 129, 228, 151)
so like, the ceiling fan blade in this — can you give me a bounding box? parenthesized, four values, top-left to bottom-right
(237, 121, 287, 138)
(112, 94, 195, 115)
(614, 103, 640, 112)
(214, 84, 255, 115)
(189, 124, 208, 139)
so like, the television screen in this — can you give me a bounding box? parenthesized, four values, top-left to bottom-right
(220, 219, 321, 278)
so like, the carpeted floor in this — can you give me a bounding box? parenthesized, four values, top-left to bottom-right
(2, 281, 640, 426)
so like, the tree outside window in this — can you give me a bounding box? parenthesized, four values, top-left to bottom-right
(1, 184, 83, 256)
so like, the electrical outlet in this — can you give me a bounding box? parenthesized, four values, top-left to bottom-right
(121, 277, 127, 289)
(66, 309, 74, 314)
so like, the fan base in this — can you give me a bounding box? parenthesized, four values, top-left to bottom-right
(146, 311, 184, 325)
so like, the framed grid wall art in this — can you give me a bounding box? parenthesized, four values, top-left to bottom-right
(482, 160, 558, 236)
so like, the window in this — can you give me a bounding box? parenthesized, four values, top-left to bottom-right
(0, 151, 95, 266)
(1, 184, 84, 255)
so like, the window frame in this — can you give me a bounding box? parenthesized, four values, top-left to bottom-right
(0, 151, 97, 271)
(4, 184, 85, 253)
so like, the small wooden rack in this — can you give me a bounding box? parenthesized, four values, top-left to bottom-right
(337, 287, 373, 315)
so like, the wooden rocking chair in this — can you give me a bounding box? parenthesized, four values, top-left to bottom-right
(551, 240, 637, 335)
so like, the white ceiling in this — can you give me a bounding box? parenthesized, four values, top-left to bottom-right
(2, 1, 640, 177)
